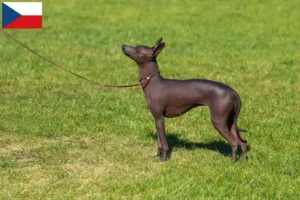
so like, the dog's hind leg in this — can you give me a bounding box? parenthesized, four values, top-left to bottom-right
(231, 123, 247, 160)
(230, 94, 248, 160)
(211, 114, 240, 161)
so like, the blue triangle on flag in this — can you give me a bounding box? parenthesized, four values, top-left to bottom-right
(2, 3, 22, 28)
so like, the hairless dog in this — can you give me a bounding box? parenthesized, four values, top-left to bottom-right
(122, 38, 247, 162)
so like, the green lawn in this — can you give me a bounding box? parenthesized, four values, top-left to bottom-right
(1, 0, 300, 199)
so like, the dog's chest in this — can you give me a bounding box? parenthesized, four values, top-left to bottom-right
(144, 91, 164, 112)
(144, 92, 198, 118)
(145, 95, 156, 110)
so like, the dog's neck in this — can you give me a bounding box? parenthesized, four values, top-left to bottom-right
(138, 61, 160, 78)
(138, 61, 162, 90)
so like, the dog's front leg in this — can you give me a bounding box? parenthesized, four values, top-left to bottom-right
(156, 134, 162, 157)
(155, 116, 169, 162)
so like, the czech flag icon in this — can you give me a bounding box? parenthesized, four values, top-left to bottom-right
(2, 2, 42, 29)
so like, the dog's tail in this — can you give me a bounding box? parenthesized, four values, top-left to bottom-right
(238, 128, 248, 132)
(234, 94, 249, 142)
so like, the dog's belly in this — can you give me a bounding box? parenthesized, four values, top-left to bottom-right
(164, 104, 201, 118)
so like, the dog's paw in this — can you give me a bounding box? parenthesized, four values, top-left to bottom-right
(159, 150, 169, 162)
(156, 148, 162, 157)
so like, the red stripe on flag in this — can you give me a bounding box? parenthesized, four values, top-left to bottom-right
(4, 16, 42, 29)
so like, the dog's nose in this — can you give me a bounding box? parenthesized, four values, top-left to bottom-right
(122, 45, 127, 50)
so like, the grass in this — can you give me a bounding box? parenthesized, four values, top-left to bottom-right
(1, 0, 300, 199)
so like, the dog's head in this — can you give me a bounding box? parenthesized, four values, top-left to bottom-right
(122, 38, 165, 64)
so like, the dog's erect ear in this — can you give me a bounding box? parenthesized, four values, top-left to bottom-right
(153, 42, 165, 57)
(153, 37, 163, 49)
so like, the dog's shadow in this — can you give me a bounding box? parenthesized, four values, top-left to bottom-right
(147, 132, 250, 158)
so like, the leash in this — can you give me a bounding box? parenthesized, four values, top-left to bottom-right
(0, 29, 158, 88)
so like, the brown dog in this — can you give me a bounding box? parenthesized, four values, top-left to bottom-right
(122, 38, 247, 162)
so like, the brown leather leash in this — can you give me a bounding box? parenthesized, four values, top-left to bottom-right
(0, 29, 159, 88)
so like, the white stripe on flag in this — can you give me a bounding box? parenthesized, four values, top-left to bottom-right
(3, 2, 42, 16)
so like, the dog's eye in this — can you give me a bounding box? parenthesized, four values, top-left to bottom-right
(136, 47, 140, 52)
